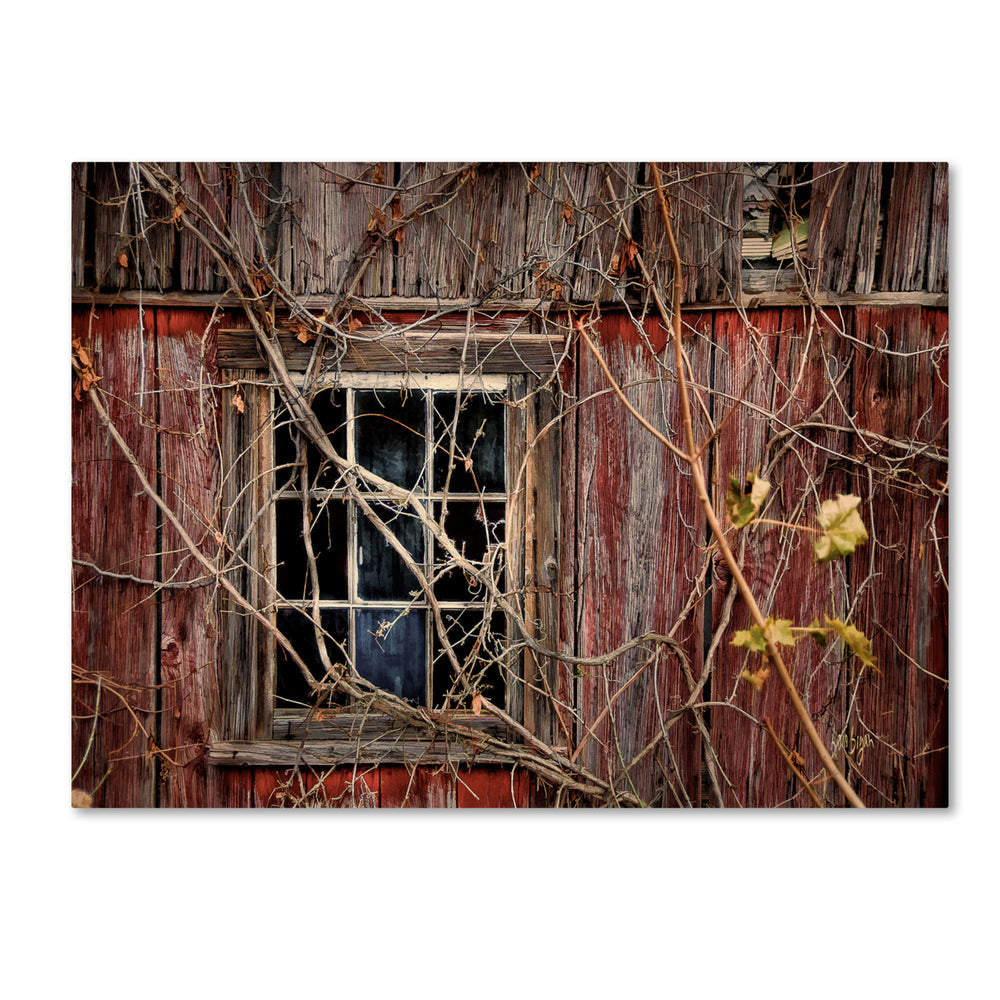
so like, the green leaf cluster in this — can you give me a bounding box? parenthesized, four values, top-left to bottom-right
(732, 614, 877, 688)
(731, 617, 795, 654)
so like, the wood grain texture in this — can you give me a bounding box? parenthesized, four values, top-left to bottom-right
(219, 371, 271, 741)
(216, 311, 560, 375)
(575, 312, 705, 806)
(91, 163, 132, 292)
(848, 306, 948, 806)
(572, 163, 639, 303)
(642, 163, 743, 304)
(178, 163, 228, 293)
(524, 163, 591, 302)
(708, 308, 856, 806)
(252, 766, 379, 807)
(395, 162, 472, 298)
(926, 164, 949, 293)
(878, 164, 937, 292)
(71, 163, 89, 288)
(71, 307, 158, 806)
(156, 309, 222, 806)
(469, 164, 530, 299)
(808, 163, 883, 295)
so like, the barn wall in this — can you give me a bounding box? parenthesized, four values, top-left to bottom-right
(71, 301, 947, 807)
(70, 162, 948, 807)
(72, 162, 949, 304)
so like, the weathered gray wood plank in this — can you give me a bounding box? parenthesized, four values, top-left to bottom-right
(217, 313, 564, 374)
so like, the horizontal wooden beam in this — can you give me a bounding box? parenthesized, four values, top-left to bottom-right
(217, 314, 567, 374)
(207, 712, 518, 766)
(72, 288, 948, 313)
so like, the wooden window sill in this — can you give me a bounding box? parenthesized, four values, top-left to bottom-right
(207, 712, 519, 767)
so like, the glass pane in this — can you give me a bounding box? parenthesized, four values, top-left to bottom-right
(274, 389, 348, 491)
(275, 607, 350, 707)
(275, 497, 349, 601)
(432, 609, 506, 709)
(433, 391, 505, 494)
(357, 501, 424, 601)
(433, 501, 506, 602)
(356, 608, 425, 703)
(355, 389, 426, 491)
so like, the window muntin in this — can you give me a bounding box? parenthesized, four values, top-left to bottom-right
(272, 374, 509, 713)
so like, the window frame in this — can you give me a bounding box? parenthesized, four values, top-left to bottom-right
(208, 345, 568, 767)
(269, 370, 514, 718)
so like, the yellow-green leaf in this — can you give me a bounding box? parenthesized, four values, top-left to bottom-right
(740, 666, 770, 691)
(731, 617, 796, 654)
(732, 625, 767, 653)
(814, 494, 868, 563)
(725, 472, 771, 529)
(825, 616, 878, 670)
(768, 618, 796, 647)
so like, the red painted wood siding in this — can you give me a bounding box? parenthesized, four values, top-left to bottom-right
(70, 304, 947, 807)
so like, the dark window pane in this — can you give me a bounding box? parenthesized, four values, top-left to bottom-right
(355, 389, 426, 490)
(275, 607, 350, 707)
(432, 609, 506, 709)
(357, 501, 424, 601)
(275, 497, 348, 601)
(433, 501, 506, 602)
(433, 392, 505, 494)
(356, 608, 425, 703)
(274, 390, 347, 491)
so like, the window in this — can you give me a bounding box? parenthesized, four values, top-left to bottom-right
(270, 373, 510, 714)
(210, 310, 566, 764)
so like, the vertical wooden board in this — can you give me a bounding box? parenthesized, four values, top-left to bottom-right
(575, 312, 705, 806)
(395, 162, 473, 298)
(877, 164, 935, 291)
(230, 163, 277, 279)
(91, 163, 133, 292)
(178, 162, 228, 293)
(132, 162, 176, 291)
(642, 163, 743, 304)
(71, 163, 89, 288)
(528, 373, 572, 750)
(71, 307, 158, 807)
(554, 341, 578, 756)
(524, 163, 590, 301)
(219, 371, 271, 741)
(252, 767, 379, 808)
(849, 307, 948, 806)
(714, 307, 856, 806)
(808, 163, 883, 294)
(320, 161, 393, 297)
(378, 765, 457, 807)
(507, 375, 528, 726)
(156, 309, 222, 807)
(915, 306, 949, 804)
(770, 307, 858, 805)
(456, 766, 530, 808)
(707, 307, 856, 806)
(274, 162, 315, 293)
(206, 767, 255, 807)
(926, 164, 949, 293)
(708, 309, 794, 806)
(572, 163, 638, 302)
(469, 163, 529, 299)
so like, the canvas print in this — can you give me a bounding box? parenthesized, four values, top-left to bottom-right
(71, 163, 948, 807)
